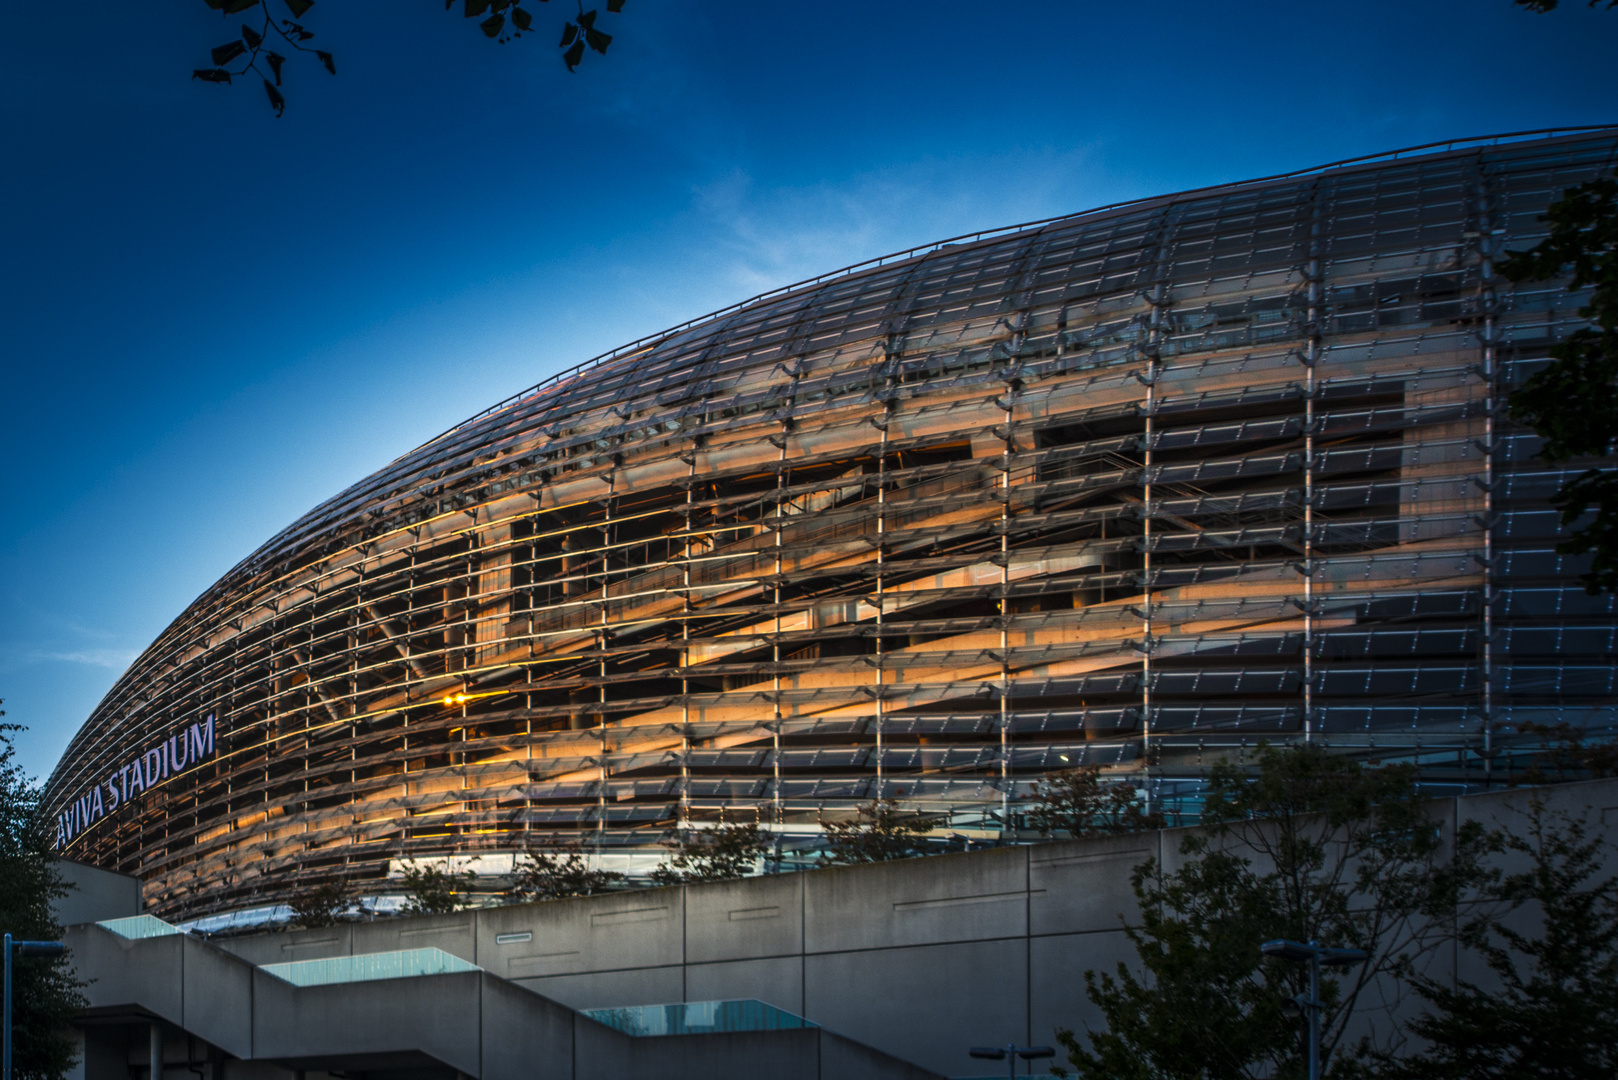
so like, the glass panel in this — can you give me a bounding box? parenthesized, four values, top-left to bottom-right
(97, 915, 182, 940)
(261, 947, 478, 987)
(582, 999, 816, 1037)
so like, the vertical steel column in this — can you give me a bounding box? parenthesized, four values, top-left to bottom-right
(1141, 282, 1164, 812)
(999, 395, 1013, 832)
(1477, 174, 1498, 775)
(680, 455, 696, 833)
(3, 934, 11, 1080)
(597, 473, 615, 851)
(348, 597, 358, 833)
(1303, 189, 1323, 743)
(149, 1022, 163, 1080)
(402, 543, 415, 809)
(773, 421, 787, 823)
(874, 413, 888, 801)
(524, 674, 533, 849)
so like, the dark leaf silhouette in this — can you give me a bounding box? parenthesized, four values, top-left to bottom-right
(1514, 1, 1618, 10)
(287, 879, 348, 928)
(1058, 744, 1497, 1080)
(194, 0, 623, 111)
(819, 793, 938, 865)
(650, 823, 771, 885)
(1501, 176, 1618, 592)
(508, 849, 624, 901)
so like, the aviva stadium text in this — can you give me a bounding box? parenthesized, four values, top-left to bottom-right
(55, 715, 215, 848)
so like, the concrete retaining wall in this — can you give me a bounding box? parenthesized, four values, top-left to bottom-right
(204, 778, 1618, 1076)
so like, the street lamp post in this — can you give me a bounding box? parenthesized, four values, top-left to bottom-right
(4, 934, 67, 1080)
(968, 1043, 1055, 1080)
(1260, 938, 1367, 1080)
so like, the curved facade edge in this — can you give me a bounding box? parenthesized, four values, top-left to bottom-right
(44, 128, 1618, 920)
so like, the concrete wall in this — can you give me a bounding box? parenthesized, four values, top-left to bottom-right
(65, 922, 939, 1080)
(188, 778, 1618, 1077)
(54, 857, 141, 927)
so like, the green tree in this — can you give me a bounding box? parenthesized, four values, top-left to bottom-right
(1513, 1, 1617, 12)
(650, 822, 770, 884)
(1510, 719, 1618, 782)
(819, 791, 939, 865)
(0, 713, 87, 1080)
(1026, 765, 1166, 839)
(1377, 798, 1618, 1080)
(399, 861, 475, 914)
(287, 878, 350, 928)
(509, 849, 623, 900)
(194, 0, 627, 115)
(1500, 176, 1618, 592)
(1058, 743, 1492, 1080)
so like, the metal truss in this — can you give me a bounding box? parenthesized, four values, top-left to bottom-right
(43, 128, 1618, 920)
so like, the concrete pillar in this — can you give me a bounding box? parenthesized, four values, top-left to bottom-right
(148, 1025, 162, 1080)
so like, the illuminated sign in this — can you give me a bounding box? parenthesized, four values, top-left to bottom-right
(56, 714, 216, 849)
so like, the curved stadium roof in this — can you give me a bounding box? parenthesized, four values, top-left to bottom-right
(45, 127, 1618, 919)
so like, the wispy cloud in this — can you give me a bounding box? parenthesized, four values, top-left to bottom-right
(6, 647, 138, 672)
(684, 147, 1113, 301)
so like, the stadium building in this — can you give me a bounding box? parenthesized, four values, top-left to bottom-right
(43, 127, 1618, 923)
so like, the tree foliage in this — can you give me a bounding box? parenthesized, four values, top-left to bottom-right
(399, 861, 475, 914)
(1377, 799, 1618, 1080)
(509, 849, 623, 900)
(819, 792, 939, 865)
(287, 878, 350, 928)
(1026, 765, 1166, 839)
(0, 712, 87, 1080)
(1513, 1, 1618, 11)
(1501, 176, 1618, 592)
(193, 0, 627, 115)
(1058, 743, 1493, 1080)
(1511, 719, 1618, 782)
(650, 822, 770, 885)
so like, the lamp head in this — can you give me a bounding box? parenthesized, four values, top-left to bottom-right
(969, 1048, 1008, 1061)
(1261, 939, 1317, 963)
(15, 941, 65, 958)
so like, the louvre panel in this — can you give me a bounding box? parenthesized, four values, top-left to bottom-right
(41, 129, 1618, 921)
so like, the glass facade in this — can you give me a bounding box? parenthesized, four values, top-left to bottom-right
(43, 129, 1618, 920)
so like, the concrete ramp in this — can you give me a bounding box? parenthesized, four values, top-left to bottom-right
(66, 919, 943, 1080)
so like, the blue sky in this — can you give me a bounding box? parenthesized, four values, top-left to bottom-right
(2, 1, 1615, 780)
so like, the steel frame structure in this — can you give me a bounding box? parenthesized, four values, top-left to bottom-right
(43, 129, 1618, 920)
